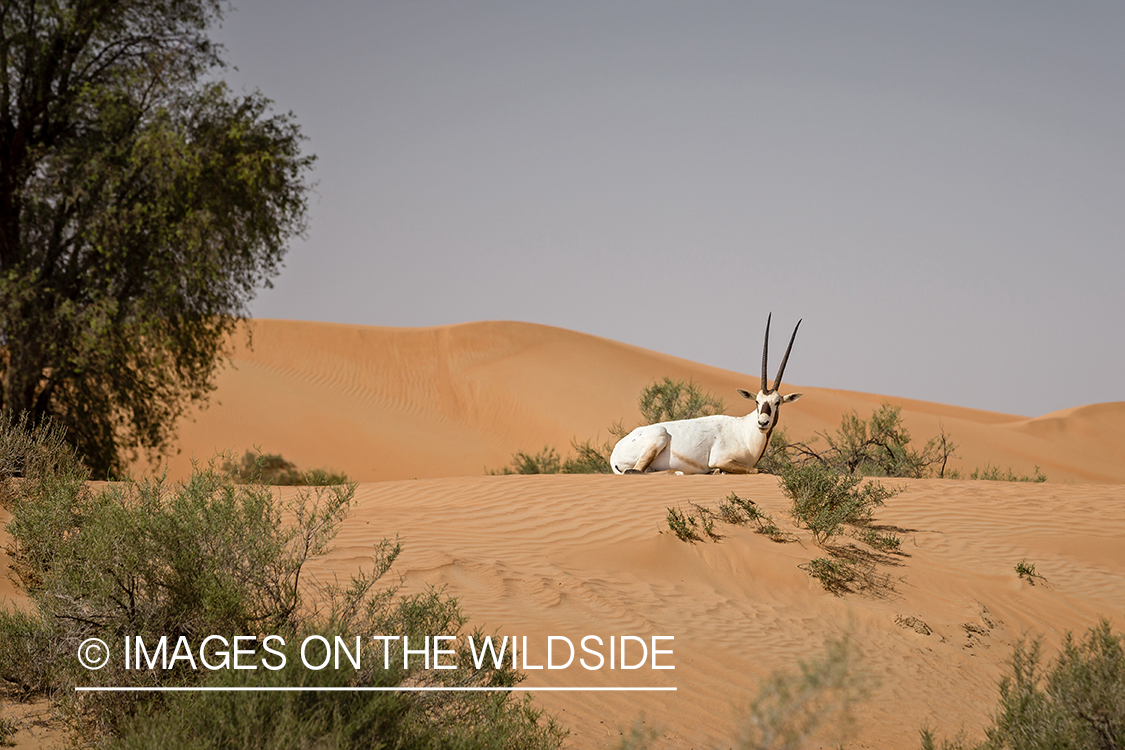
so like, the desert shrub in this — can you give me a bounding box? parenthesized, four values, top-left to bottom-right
(561, 437, 613, 474)
(665, 507, 701, 542)
(491, 439, 613, 475)
(775, 404, 957, 478)
(779, 462, 899, 544)
(223, 449, 351, 485)
(855, 528, 901, 553)
(0, 417, 564, 749)
(741, 634, 870, 749)
(1015, 560, 1046, 584)
(718, 492, 794, 543)
(802, 558, 858, 595)
(638, 377, 726, 424)
(967, 464, 1048, 483)
(921, 619, 1125, 750)
(492, 446, 563, 475)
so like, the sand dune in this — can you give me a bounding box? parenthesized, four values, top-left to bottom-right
(5, 319, 1125, 748)
(161, 319, 1125, 484)
(311, 473, 1125, 748)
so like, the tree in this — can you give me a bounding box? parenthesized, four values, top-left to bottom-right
(0, 0, 313, 477)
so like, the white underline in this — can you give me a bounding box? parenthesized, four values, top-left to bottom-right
(76, 686, 675, 693)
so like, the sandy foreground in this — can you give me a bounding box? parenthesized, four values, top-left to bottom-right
(3, 319, 1125, 748)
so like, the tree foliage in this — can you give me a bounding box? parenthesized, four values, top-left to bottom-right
(0, 0, 314, 477)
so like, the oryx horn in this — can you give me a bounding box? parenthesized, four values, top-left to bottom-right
(773, 319, 802, 391)
(761, 313, 771, 393)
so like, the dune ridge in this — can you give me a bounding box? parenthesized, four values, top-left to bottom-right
(162, 319, 1125, 484)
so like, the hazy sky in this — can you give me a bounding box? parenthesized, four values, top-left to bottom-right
(213, 1, 1123, 418)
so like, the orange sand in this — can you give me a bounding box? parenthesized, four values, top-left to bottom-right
(3, 319, 1124, 748)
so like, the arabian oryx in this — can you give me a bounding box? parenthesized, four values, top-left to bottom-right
(610, 315, 802, 475)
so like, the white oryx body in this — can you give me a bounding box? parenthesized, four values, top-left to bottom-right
(610, 315, 803, 475)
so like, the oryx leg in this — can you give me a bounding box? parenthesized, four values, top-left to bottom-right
(709, 458, 753, 475)
(627, 427, 671, 473)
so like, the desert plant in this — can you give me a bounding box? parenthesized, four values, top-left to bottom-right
(223, 449, 351, 485)
(1015, 560, 1046, 583)
(561, 437, 614, 474)
(921, 619, 1125, 750)
(968, 464, 1048, 483)
(639, 377, 726, 424)
(719, 492, 757, 524)
(803, 558, 858, 594)
(769, 405, 958, 479)
(779, 462, 899, 544)
(855, 528, 902, 553)
(492, 446, 563, 475)
(666, 507, 702, 542)
(718, 492, 794, 543)
(0, 417, 564, 748)
(740, 634, 870, 749)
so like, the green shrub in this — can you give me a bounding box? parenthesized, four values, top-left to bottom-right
(922, 619, 1125, 750)
(718, 492, 794, 543)
(766, 405, 957, 479)
(492, 446, 563, 475)
(491, 439, 614, 475)
(855, 528, 901, 553)
(665, 507, 701, 542)
(779, 462, 899, 544)
(223, 449, 351, 485)
(742, 634, 869, 749)
(561, 437, 613, 474)
(968, 464, 1048, 483)
(638, 377, 726, 424)
(803, 558, 858, 594)
(0, 417, 564, 749)
(1015, 560, 1046, 583)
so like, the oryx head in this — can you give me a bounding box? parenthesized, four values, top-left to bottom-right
(736, 313, 803, 432)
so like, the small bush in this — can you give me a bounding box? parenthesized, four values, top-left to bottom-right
(779, 462, 899, 544)
(223, 449, 351, 485)
(803, 558, 857, 593)
(1, 417, 564, 749)
(666, 507, 701, 542)
(492, 439, 614, 475)
(639, 377, 725, 424)
(855, 528, 901, 553)
(717, 492, 794, 543)
(968, 463, 1048, 483)
(741, 634, 870, 749)
(766, 405, 957, 479)
(493, 446, 563, 475)
(922, 619, 1125, 750)
(1015, 559, 1046, 583)
(561, 437, 613, 474)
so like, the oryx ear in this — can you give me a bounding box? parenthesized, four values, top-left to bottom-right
(737, 388, 756, 400)
(781, 392, 803, 403)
